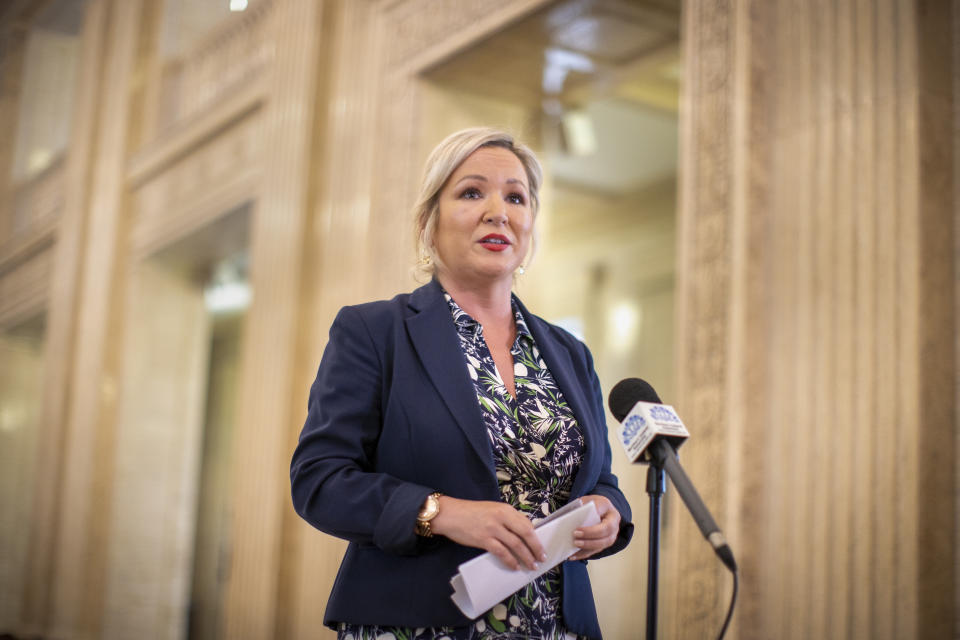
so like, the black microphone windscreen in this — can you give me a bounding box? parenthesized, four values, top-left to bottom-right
(608, 377, 662, 421)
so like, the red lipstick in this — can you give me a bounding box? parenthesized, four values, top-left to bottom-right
(479, 234, 511, 252)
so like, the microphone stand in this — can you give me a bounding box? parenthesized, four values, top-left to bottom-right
(645, 459, 666, 640)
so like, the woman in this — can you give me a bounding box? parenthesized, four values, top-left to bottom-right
(291, 128, 633, 639)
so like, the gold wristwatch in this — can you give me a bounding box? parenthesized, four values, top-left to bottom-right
(415, 492, 442, 537)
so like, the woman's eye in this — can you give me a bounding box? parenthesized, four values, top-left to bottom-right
(507, 193, 526, 205)
(460, 187, 482, 199)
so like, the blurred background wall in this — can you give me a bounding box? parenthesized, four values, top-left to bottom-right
(0, 0, 955, 638)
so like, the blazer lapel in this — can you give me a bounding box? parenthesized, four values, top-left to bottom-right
(405, 282, 496, 475)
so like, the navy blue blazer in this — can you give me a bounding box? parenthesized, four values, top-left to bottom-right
(290, 280, 633, 639)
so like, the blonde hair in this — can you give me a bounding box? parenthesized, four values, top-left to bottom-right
(413, 127, 543, 281)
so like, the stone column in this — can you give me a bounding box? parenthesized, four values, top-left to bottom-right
(219, 1, 326, 638)
(284, 1, 380, 634)
(670, 0, 955, 638)
(47, 1, 143, 637)
(19, 0, 110, 634)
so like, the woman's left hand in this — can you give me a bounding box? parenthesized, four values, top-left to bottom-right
(569, 495, 621, 561)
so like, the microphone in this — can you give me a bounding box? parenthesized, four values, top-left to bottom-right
(608, 378, 691, 462)
(608, 378, 737, 573)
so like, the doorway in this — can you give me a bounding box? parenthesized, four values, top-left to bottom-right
(0, 314, 46, 630)
(102, 204, 250, 639)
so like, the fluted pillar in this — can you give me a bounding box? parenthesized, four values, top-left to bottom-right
(670, 1, 955, 638)
(19, 1, 110, 634)
(47, 1, 142, 637)
(285, 1, 379, 634)
(219, 1, 326, 638)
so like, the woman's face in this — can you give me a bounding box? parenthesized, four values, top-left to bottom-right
(432, 146, 534, 290)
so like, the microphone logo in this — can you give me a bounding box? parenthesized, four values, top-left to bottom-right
(621, 414, 646, 446)
(649, 405, 681, 424)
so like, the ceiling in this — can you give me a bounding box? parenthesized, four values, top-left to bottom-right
(423, 0, 681, 195)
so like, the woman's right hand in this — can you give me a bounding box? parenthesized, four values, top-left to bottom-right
(430, 497, 546, 571)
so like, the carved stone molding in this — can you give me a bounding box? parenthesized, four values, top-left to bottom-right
(670, 0, 735, 634)
(157, 0, 275, 132)
(0, 245, 52, 328)
(9, 158, 64, 238)
(381, 0, 519, 64)
(131, 110, 261, 259)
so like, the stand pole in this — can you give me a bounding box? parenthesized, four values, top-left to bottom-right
(646, 462, 665, 640)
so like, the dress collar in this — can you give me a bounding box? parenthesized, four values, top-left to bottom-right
(442, 289, 534, 346)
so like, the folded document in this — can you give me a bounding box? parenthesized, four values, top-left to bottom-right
(449, 499, 601, 619)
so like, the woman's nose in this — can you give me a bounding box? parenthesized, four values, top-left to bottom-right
(483, 197, 508, 224)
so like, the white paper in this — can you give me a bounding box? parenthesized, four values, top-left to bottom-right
(449, 499, 601, 619)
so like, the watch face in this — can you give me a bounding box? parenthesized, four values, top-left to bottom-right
(419, 495, 439, 520)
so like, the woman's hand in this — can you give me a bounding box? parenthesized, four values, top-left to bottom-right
(569, 495, 621, 561)
(430, 497, 547, 571)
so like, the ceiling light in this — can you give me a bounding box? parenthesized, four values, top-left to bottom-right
(561, 110, 597, 156)
(204, 281, 251, 314)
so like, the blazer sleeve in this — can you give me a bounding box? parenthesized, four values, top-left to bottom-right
(581, 342, 634, 559)
(290, 305, 433, 556)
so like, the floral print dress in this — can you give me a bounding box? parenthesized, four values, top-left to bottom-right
(339, 293, 587, 640)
